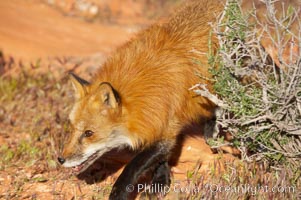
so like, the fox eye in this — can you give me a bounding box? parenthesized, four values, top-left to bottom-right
(84, 130, 94, 137)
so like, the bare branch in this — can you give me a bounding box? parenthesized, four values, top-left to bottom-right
(190, 84, 228, 108)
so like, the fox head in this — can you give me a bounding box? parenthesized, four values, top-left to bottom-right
(57, 73, 132, 173)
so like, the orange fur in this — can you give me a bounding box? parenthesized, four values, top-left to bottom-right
(90, 1, 224, 148)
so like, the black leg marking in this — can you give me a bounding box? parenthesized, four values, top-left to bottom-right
(109, 140, 173, 200)
(152, 161, 171, 187)
(142, 161, 171, 199)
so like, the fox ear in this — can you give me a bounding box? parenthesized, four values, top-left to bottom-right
(69, 72, 90, 99)
(98, 82, 120, 109)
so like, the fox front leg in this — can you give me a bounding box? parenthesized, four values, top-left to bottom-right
(151, 161, 171, 188)
(109, 140, 173, 200)
(141, 160, 171, 199)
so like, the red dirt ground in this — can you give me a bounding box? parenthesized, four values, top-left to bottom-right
(0, 0, 133, 62)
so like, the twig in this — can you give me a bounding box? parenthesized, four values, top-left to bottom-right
(190, 84, 228, 108)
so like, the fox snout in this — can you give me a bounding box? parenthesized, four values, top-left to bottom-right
(57, 156, 66, 165)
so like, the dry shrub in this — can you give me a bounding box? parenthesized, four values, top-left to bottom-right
(193, 0, 301, 169)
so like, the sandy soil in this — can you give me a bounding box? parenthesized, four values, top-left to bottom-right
(0, 0, 134, 62)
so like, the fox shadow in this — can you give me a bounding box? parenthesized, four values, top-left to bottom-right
(76, 147, 136, 184)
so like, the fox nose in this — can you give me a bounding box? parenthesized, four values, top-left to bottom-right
(57, 157, 65, 165)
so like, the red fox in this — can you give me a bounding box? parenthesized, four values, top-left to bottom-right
(59, 0, 222, 176)
(58, 0, 224, 198)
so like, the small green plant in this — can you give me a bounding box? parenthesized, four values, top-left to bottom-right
(17, 140, 40, 158)
(0, 77, 18, 101)
(0, 145, 15, 165)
